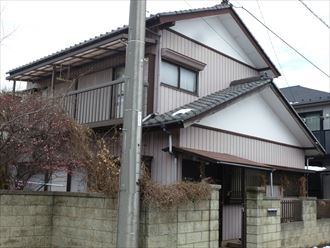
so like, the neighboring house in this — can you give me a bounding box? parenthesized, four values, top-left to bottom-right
(281, 85, 330, 198)
(6, 3, 325, 246)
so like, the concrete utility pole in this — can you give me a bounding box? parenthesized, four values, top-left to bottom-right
(116, 0, 146, 248)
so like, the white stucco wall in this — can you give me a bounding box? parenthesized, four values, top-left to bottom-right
(170, 15, 256, 67)
(197, 92, 302, 146)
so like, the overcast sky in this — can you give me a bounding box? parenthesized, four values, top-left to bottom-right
(0, 0, 329, 92)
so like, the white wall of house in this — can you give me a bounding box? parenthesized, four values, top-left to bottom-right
(197, 91, 302, 147)
(171, 15, 255, 67)
(48, 171, 67, 192)
(70, 169, 87, 192)
(25, 173, 46, 191)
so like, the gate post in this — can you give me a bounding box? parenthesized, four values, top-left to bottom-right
(246, 187, 281, 248)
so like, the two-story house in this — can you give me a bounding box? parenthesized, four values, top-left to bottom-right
(281, 85, 330, 198)
(6, 3, 325, 245)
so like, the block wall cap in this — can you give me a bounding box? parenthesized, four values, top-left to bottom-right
(299, 197, 317, 201)
(0, 190, 112, 199)
(210, 184, 222, 190)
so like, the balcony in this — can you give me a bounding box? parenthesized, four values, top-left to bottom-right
(312, 129, 330, 154)
(62, 78, 147, 128)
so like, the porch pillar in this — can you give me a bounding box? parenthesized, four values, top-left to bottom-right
(50, 65, 56, 97)
(12, 80, 16, 94)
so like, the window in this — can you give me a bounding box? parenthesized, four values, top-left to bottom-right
(299, 112, 322, 131)
(160, 60, 198, 93)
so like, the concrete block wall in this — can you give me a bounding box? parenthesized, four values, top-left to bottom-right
(0, 192, 53, 248)
(246, 187, 281, 248)
(0, 185, 221, 248)
(141, 185, 221, 248)
(246, 187, 330, 248)
(51, 194, 117, 248)
(281, 198, 330, 248)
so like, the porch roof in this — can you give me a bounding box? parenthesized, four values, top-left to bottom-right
(170, 146, 317, 174)
(170, 146, 273, 171)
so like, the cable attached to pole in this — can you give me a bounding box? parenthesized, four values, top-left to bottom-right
(233, 4, 330, 78)
(298, 0, 330, 29)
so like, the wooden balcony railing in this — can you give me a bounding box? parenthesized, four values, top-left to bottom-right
(62, 78, 125, 127)
(317, 199, 330, 219)
(281, 199, 303, 223)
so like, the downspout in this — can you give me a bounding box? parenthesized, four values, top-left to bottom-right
(162, 126, 178, 181)
(154, 29, 162, 114)
(162, 126, 173, 154)
(305, 157, 313, 196)
(306, 157, 313, 171)
(270, 169, 275, 197)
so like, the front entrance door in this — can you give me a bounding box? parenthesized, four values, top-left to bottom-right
(221, 166, 246, 248)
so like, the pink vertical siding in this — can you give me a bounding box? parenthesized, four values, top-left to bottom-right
(159, 30, 260, 114)
(142, 130, 180, 184)
(179, 126, 305, 169)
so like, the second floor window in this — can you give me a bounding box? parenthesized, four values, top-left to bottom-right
(300, 112, 322, 131)
(160, 60, 197, 94)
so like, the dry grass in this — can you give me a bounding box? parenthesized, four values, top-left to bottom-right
(140, 179, 211, 209)
(85, 139, 120, 197)
(85, 146, 211, 208)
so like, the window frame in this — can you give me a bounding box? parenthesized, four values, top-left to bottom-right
(160, 59, 199, 95)
(299, 111, 323, 131)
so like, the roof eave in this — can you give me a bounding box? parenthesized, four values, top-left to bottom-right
(292, 100, 330, 109)
(270, 83, 326, 156)
(228, 8, 281, 78)
(6, 31, 129, 80)
(152, 6, 281, 78)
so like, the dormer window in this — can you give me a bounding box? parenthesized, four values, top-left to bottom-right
(160, 60, 198, 93)
(160, 48, 206, 95)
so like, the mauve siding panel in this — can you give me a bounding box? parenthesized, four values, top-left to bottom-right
(159, 30, 259, 114)
(142, 131, 179, 184)
(179, 126, 305, 169)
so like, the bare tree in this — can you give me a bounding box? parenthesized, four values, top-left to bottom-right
(0, 93, 92, 189)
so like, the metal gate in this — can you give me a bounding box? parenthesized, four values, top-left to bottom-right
(220, 166, 246, 247)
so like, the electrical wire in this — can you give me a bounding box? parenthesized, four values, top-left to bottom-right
(233, 4, 330, 79)
(255, 0, 296, 102)
(183, 0, 248, 62)
(298, 0, 330, 29)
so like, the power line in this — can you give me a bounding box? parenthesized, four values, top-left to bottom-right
(183, 0, 248, 62)
(298, 0, 330, 29)
(255, 0, 296, 102)
(233, 4, 330, 79)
